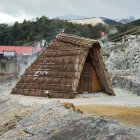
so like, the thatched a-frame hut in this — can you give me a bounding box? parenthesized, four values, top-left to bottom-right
(11, 33, 115, 98)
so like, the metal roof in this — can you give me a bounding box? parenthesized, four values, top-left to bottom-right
(0, 46, 42, 55)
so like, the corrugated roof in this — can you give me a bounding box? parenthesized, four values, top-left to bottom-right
(0, 46, 42, 55)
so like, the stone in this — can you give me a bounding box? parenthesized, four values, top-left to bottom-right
(135, 55, 139, 60)
(134, 63, 139, 69)
(135, 58, 140, 63)
(125, 81, 133, 90)
(0, 98, 140, 140)
(132, 60, 136, 64)
(102, 39, 140, 77)
(47, 117, 139, 140)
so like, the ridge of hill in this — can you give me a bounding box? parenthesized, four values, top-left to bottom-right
(70, 17, 121, 26)
(55, 15, 121, 26)
(129, 19, 140, 26)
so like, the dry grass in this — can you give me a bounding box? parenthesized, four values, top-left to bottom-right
(77, 104, 140, 126)
(62, 102, 83, 114)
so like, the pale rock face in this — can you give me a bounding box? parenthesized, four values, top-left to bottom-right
(104, 39, 140, 75)
(102, 39, 140, 95)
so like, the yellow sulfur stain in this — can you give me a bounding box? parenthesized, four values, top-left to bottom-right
(77, 104, 140, 126)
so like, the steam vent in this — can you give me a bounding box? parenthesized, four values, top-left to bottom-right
(11, 33, 115, 98)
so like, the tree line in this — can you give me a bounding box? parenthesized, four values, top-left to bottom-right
(0, 16, 109, 46)
(0, 16, 139, 46)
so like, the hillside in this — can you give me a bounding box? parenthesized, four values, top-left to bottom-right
(130, 19, 140, 26)
(54, 15, 87, 20)
(0, 15, 138, 46)
(71, 17, 105, 26)
(0, 16, 109, 46)
(101, 17, 121, 25)
(71, 17, 120, 26)
(119, 16, 135, 24)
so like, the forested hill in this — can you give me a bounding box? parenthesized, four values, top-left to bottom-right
(129, 19, 140, 26)
(0, 16, 109, 46)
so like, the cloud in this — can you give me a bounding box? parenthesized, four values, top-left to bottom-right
(0, 0, 139, 23)
(0, 12, 18, 23)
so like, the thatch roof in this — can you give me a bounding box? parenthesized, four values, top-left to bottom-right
(11, 33, 115, 98)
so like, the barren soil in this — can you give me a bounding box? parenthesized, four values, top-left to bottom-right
(0, 78, 140, 127)
(77, 104, 140, 127)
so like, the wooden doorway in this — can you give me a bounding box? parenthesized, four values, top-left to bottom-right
(77, 55, 102, 93)
(78, 62, 91, 93)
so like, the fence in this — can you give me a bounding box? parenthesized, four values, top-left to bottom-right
(99, 28, 140, 48)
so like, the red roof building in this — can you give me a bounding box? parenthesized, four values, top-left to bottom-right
(0, 46, 42, 55)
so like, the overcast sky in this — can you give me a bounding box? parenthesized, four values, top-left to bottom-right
(0, 0, 139, 23)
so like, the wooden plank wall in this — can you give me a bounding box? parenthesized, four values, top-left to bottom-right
(91, 67, 102, 93)
(77, 60, 102, 93)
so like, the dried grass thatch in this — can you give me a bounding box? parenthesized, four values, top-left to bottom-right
(11, 33, 115, 98)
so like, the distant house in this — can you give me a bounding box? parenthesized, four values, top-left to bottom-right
(0, 46, 42, 75)
(0, 46, 41, 56)
(11, 33, 115, 98)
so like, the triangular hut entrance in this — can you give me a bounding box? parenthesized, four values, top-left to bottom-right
(78, 54, 102, 93)
(11, 33, 115, 98)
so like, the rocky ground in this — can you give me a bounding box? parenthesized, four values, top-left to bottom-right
(0, 77, 140, 139)
(0, 38, 140, 139)
(0, 96, 140, 140)
(102, 38, 140, 96)
(0, 79, 140, 107)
